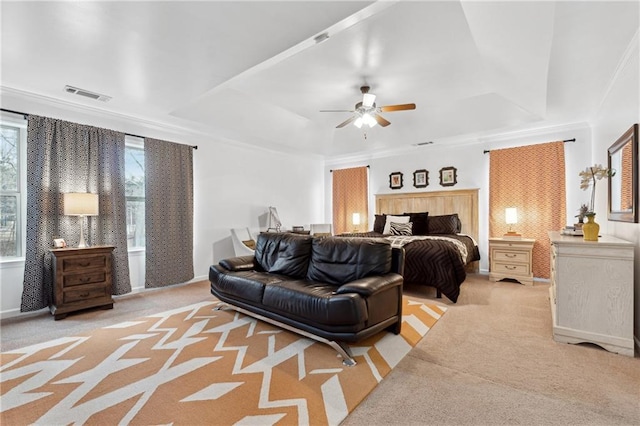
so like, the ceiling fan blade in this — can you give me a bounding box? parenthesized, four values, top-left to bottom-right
(320, 109, 354, 113)
(374, 114, 391, 127)
(379, 103, 416, 112)
(336, 116, 357, 128)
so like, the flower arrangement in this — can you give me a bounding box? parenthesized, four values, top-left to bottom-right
(575, 203, 589, 223)
(579, 164, 615, 215)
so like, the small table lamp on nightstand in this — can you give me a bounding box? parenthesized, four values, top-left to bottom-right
(64, 192, 99, 248)
(504, 207, 521, 238)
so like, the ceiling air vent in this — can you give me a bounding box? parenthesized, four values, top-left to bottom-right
(64, 85, 111, 102)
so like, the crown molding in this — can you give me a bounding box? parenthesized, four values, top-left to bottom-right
(0, 86, 323, 161)
(324, 121, 591, 166)
(595, 27, 639, 118)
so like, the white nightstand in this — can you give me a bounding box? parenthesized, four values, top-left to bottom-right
(489, 237, 535, 286)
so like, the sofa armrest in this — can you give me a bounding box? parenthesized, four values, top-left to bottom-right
(219, 255, 258, 272)
(335, 273, 403, 297)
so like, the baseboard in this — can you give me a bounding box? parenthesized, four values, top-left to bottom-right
(1, 275, 208, 321)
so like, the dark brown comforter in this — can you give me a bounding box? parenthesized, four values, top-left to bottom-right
(340, 232, 480, 302)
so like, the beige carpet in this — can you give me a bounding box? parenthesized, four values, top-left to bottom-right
(2, 275, 639, 425)
(0, 297, 444, 425)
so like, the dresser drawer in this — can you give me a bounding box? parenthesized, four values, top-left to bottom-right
(63, 271, 107, 287)
(493, 262, 529, 276)
(63, 285, 110, 304)
(493, 250, 529, 263)
(62, 255, 107, 272)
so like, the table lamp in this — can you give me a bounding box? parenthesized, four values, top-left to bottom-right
(64, 192, 99, 248)
(504, 207, 521, 237)
(352, 213, 361, 232)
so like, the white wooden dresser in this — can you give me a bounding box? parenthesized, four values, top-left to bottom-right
(548, 231, 634, 356)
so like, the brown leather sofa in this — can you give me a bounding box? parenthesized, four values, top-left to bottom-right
(209, 232, 404, 365)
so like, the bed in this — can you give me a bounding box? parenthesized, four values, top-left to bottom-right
(342, 189, 480, 302)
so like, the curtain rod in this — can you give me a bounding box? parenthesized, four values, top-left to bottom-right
(330, 165, 370, 172)
(1, 107, 198, 150)
(483, 138, 575, 154)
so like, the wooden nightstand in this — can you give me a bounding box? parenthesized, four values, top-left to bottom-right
(489, 237, 535, 286)
(49, 246, 115, 320)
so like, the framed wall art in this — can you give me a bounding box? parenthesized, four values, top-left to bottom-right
(413, 169, 429, 188)
(439, 166, 457, 187)
(389, 171, 403, 190)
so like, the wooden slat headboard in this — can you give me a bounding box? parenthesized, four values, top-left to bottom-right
(375, 189, 479, 242)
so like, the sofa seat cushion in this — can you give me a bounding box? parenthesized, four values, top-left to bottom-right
(210, 265, 286, 304)
(262, 280, 368, 327)
(254, 233, 313, 278)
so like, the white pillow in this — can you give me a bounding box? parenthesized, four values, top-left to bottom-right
(383, 215, 410, 234)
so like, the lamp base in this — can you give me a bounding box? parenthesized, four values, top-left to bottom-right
(503, 231, 522, 239)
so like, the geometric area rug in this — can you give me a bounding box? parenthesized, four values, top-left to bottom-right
(0, 297, 446, 425)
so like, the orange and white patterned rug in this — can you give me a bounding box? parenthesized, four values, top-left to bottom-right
(0, 298, 446, 425)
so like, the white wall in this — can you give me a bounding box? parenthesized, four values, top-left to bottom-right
(325, 124, 592, 273)
(590, 32, 639, 344)
(0, 90, 324, 318)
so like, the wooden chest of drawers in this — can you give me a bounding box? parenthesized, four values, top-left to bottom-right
(49, 246, 115, 320)
(488, 237, 535, 286)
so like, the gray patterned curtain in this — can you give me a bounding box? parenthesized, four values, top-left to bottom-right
(21, 116, 131, 312)
(144, 138, 193, 287)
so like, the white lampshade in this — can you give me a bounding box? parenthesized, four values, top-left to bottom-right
(64, 193, 99, 216)
(352, 213, 361, 226)
(505, 207, 518, 225)
(354, 116, 364, 128)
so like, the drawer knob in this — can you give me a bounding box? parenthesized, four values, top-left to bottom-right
(80, 277, 91, 283)
(505, 265, 516, 270)
(79, 262, 90, 267)
(79, 292, 90, 298)
(505, 253, 516, 258)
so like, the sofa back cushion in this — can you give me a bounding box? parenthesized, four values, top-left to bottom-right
(255, 233, 313, 278)
(307, 237, 392, 285)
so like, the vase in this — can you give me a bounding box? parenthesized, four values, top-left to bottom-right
(582, 214, 599, 241)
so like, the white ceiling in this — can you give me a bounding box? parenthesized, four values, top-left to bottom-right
(1, 1, 638, 158)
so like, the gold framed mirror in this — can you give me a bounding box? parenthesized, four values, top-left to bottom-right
(608, 124, 638, 222)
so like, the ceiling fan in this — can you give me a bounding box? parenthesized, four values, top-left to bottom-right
(320, 86, 416, 129)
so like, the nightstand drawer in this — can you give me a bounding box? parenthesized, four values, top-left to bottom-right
(63, 285, 109, 303)
(493, 262, 529, 276)
(493, 250, 529, 263)
(63, 271, 107, 287)
(62, 256, 107, 272)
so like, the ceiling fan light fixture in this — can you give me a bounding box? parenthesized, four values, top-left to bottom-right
(354, 117, 364, 128)
(364, 113, 377, 127)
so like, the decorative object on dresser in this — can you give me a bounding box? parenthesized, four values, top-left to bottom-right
(49, 246, 115, 320)
(548, 232, 634, 356)
(63, 192, 99, 248)
(608, 123, 638, 223)
(413, 169, 428, 188)
(439, 166, 457, 187)
(266, 206, 282, 232)
(578, 164, 614, 241)
(503, 207, 521, 237)
(489, 237, 535, 286)
(389, 171, 403, 189)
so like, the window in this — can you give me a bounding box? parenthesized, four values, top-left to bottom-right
(125, 137, 145, 248)
(0, 114, 27, 259)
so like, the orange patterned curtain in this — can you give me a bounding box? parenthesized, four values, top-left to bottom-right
(332, 167, 369, 235)
(489, 142, 566, 279)
(620, 142, 633, 210)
